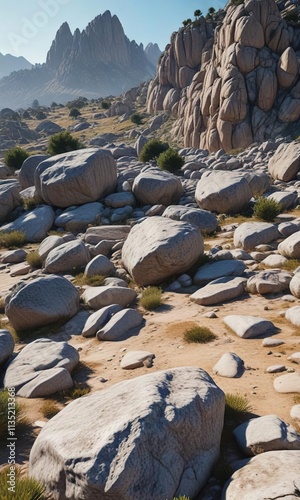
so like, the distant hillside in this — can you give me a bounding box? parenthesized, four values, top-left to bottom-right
(0, 10, 160, 110)
(0, 53, 32, 79)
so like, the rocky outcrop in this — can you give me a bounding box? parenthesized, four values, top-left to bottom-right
(0, 11, 157, 109)
(147, 0, 300, 152)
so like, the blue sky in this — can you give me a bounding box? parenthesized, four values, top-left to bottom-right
(0, 0, 226, 64)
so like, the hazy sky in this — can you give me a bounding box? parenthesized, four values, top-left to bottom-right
(0, 0, 226, 64)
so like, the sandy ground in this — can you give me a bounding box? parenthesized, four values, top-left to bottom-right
(0, 239, 300, 476)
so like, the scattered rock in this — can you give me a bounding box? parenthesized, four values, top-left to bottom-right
(81, 285, 137, 309)
(223, 315, 276, 339)
(212, 352, 244, 378)
(82, 304, 123, 337)
(274, 373, 300, 394)
(190, 277, 246, 306)
(120, 351, 155, 369)
(96, 308, 144, 341)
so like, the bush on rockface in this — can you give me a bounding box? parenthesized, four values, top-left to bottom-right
(253, 197, 283, 222)
(139, 139, 169, 162)
(4, 147, 30, 171)
(47, 131, 83, 155)
(157, 148, 185, 173)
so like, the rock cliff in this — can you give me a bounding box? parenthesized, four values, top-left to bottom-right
(0, 11, 158, 109)
(147, 0, 300, 152)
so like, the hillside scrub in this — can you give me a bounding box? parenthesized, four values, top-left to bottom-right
(139, 139, 169, 162)
(4, 147, 30, 171)
(47, 131, 83, 155)
(157, 148, 185, 173)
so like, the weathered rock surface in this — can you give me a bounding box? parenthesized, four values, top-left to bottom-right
(0, 206, 55, 242)
(268, 141, 300, 181)
(4, 338, 79, 397)
(194, 260, 246, 286)
(120, 351, 155, 369)
(84, 225, 131, 245)
(233, 415, 300, 456)
(223, 315, 276, 339)
(190, 277, 246, 306)
(274, 373, 300, 393)
(278, 231, 300, 258)
(54, 202, 104, 232)
(44, 240, 90, 274)
(234, 222, 279, 251)
(82, 304, 122, 337)
(212, 352, 244, 378)
(195, 171, 252, 214)
(29, 367, 225, 500)
(122, 216, 204, 286)
(84, 255, 115, 278)
(35, 148, 117, 208)
(132, 169, 183, 206)
(0, 182, 22, 222)
(18, 154, 49, 189)
(222, 451, 300, 499)
(5, 275, 80, 331)
(96, 308, 144, 341)
(246, 270, 292, 294)
(163, 205, 218, 234)
(81, 286, 137, 309)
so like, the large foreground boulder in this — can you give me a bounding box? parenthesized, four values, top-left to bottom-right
(195, 171, 252, 214)
(122, 216, 204, 285)
(222, 450, 300, 499)
(35, 148, 117, 208)
(268, 141, 300, 181)
(5, 275, 80, 332)
(29, 367, 225, 500)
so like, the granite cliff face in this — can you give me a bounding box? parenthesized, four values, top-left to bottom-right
(147, 0, 300, 152)
(0, 11, 158, 109)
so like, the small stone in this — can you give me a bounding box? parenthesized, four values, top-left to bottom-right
(266, 365, 287, 373)
(262, 338, 285, 347)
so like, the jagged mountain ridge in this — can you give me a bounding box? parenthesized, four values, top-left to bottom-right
(146, 0, 300, 152)
(0, 10, 159, 110)
(0, 53, 32, 79)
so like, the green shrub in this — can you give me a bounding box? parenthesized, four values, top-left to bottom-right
(0, 231, 26, 249)
(139, 287, 163, 310)
(23, 196, 39, 211)
(130, 112, 143, 125)
(157, 148, 185, 173)
(26, 251, 43, 269)
(40, 400, 60, 419)
(4, 147, 30, 171)
(139, 139, 169, 163)
(69, 107, 81, 118)
(0, 390, 23, 439)
(183, 326, 216, 343)
(253, 197, 283, 222)
(47, 131, 83, 155)
(0, 467, 46, 499)
(101, 100, 111, 109)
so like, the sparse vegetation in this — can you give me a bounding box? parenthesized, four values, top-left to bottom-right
(73, 273, 105, 287)
(139, 287, 163, 311)
(183, 326, 217, 344)
(0, 231, 26, 249)
(40, 400, 60, 419)
(139, 138, 169, 163)
(130, 112, 143, 125)
(22, 196, 39, 211)
(225, 393, 252, 421)
(281, 259, 300, 272)
(157, 148, 185, 173)
(0, 467, 46, 500)
(62, 383, 90, 400)
(47, 131, 83, 155)
(26, 251, 43, 269)
(69, 107, 81, 118)
(101, 100, 111, 109)
(253, 197, 283, 222)
(4, 146, 30, 171)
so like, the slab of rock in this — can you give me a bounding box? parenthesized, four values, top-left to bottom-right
(10, 262, 31, 276)
(194, 260, 246, 286)
(0, 182, 22, 223)
(122, 216, 204, 286)
(5, 275, 80, 332)
(266, 365, 286, 373)
(82, 304, 122, 337)
(44, 240, 90, 274)
(121, 351, 155, 369)
(18, 154, 49, 189)
(260, 254, 288, 267)
(262, 338, 284, 347)
(104, 192, 136, 208)
(222, 450, 300, 499)
(288, 353, 300, 364)
(81, 286, 137, 309)
(285, 306, 300, 326)
(223, 315, 276, 339)
(96, 308, 144, 341)
(29, 367, 225, 500)
(35, 148, 117, 208)
(55, 202, 104, 232)
(212, 352, 244, 378)
(274, 373, 300, 393)
(0, 329, 14, 367)
(246, 270, 292, 294)
(268, 141, 300, 181)
(233, 222, 279, 251)
(278, 231, 300, 259)
(4, 338, 78, 397)
(267, 190, 298, 210)
(233, 415, 300, 456)
(195, 171, 252, 214)
(84, 225, 131, 245)
(190, 277, 246, 306)
(132, 169, 183, 206)
(1, 249, 27, 264)
(84, 255, 115, 278)
(163, 205, 218, 235)
(38, 234, 65, 261)
(0, 205, 55, 242)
